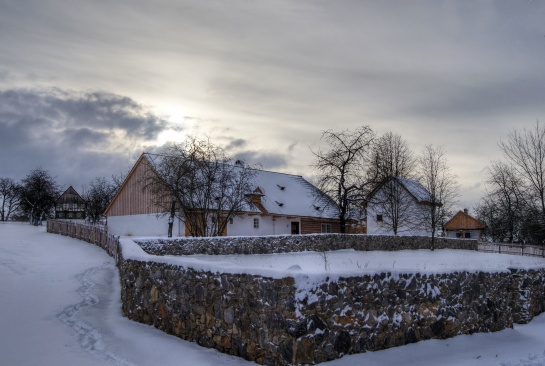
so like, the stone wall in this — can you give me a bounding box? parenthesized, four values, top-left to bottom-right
(47, 221, 545, 366)
(135, 234, 477, 256)
(118, 254, 545, 365)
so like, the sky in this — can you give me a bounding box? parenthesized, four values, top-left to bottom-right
(1, 0, 545, 210)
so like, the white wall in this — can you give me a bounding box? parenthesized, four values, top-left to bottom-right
(227, 215, 299, 236)
(446, 230, 481, 240)
(366, 204, 430, 237)
(107, 214, 184, 237)
(107, 213, 302, 237)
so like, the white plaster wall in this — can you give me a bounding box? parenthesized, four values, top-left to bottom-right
(107, 214, 184, 237)
(446, 230, 481, 240)
(366, 205, 430, 237)
(226, 215, 299, 236)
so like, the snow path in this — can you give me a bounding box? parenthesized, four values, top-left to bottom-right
(56, 262, 135, 366)
(0, 222, 253, 366)
(3, 222, 545, 366)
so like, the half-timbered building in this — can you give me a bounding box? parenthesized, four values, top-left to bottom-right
(55, 186, 86, 220)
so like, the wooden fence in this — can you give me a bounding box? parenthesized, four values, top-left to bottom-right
(46, 220, 120, 263)
(479, 242, 545, 258)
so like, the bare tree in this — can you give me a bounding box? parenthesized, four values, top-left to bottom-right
(476, 162, 527, 243)
(82, 177, 118, 225)
(366, 132, 418, 234)
(368, 131, 417, 181)
(18, 168, 60, 225)
(143, 136, 256, 237)
(417, 145, 459, 249)
(0, 177, 21, 221)
(499, 122, 545, 240)
(312, 126, 376, 233)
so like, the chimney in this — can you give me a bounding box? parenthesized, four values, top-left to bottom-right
(463, 208, 468, 214)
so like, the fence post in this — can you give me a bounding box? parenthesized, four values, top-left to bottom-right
(46, 219, 119, 263)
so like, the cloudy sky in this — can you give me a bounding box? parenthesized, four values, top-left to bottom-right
(1, 0, 545, 209)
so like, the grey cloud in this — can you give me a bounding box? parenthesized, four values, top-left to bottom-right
(0, 88, 170, 139)
(0, 87, 174, 190)
(63, 127, 110, 148)
(407, 77, 545, 122)
(234, 150, 288, 170)
(287, 142, 298, 153)
(224, 138, 248, 151)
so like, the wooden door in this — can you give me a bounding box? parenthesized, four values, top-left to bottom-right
(291, 221, 300, 234)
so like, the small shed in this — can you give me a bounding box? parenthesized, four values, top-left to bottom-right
(444, 209, 486, 240)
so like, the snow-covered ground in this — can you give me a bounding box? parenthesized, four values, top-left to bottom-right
(2, 221, 545, 366)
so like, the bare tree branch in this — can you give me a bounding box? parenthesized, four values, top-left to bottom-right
(311, 126, 376, 233)
(142, 136, 256, 237)
(417, 145, 459, 249)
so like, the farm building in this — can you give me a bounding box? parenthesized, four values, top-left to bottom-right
(366, 176, 434, 236)
(444, 209, 486, 240)
(55, 186, 86, 220)
(104, 153, 342, 237)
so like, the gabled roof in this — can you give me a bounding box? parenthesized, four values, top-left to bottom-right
(396, 177, 433, 203)
(444, 210, 486, 231)
(368, 176, 436, 205)
(57, 186, 85, 203)
(246, 168, 338, 219)
(114, 153, 339, 219)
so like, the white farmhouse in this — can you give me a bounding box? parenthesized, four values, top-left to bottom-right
(366, 176, 434, 236)
(104, 153, 341, 237)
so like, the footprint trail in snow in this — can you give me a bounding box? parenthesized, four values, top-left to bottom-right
(56, 262, 135, 366)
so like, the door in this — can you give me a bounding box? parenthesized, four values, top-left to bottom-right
(291, 221, 300, 235)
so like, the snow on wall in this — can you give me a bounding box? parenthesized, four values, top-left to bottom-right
(46, 220, 545, 366)
(118, 246, 545, 365)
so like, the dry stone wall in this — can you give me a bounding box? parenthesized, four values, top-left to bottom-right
(136, 234, 477, 256)
(119, 254, 545, 365)
(46, 221, 545, 366)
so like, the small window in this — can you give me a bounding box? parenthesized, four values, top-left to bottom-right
(456, 232, 463, 238)
(229, 218, 233, 225)
(321, 223, 332, 233)
(253, 218, 259, 229)
(376, 214, 383, 222)
(464, 232, 471, 239)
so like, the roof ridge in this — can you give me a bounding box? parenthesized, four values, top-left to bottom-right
(143, 152, 306, 179)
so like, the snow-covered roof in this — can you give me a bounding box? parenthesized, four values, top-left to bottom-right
(396, 177, 433, 203)
(368, 176, 435, 205)
(143, 153, 338, 219)
(248, 169, 338, 219)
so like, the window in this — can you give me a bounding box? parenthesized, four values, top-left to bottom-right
(253, 218, 259, 229)
(376, 214, 383, 222)
(464, 232, 471, 239)
(456, 232, 463, 238)
(321, 223, 332, 233)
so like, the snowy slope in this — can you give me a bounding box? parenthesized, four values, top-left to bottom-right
(2, 222, 545, 366)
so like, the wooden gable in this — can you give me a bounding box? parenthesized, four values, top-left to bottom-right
(444, 210, 486, 231)
(104, 154, 166, 216)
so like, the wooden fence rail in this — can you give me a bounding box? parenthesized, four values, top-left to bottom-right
(478, 242, 545, 258)
(46, 220, 121, 263)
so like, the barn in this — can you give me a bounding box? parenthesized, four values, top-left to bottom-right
(104, 153, 342, 237)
